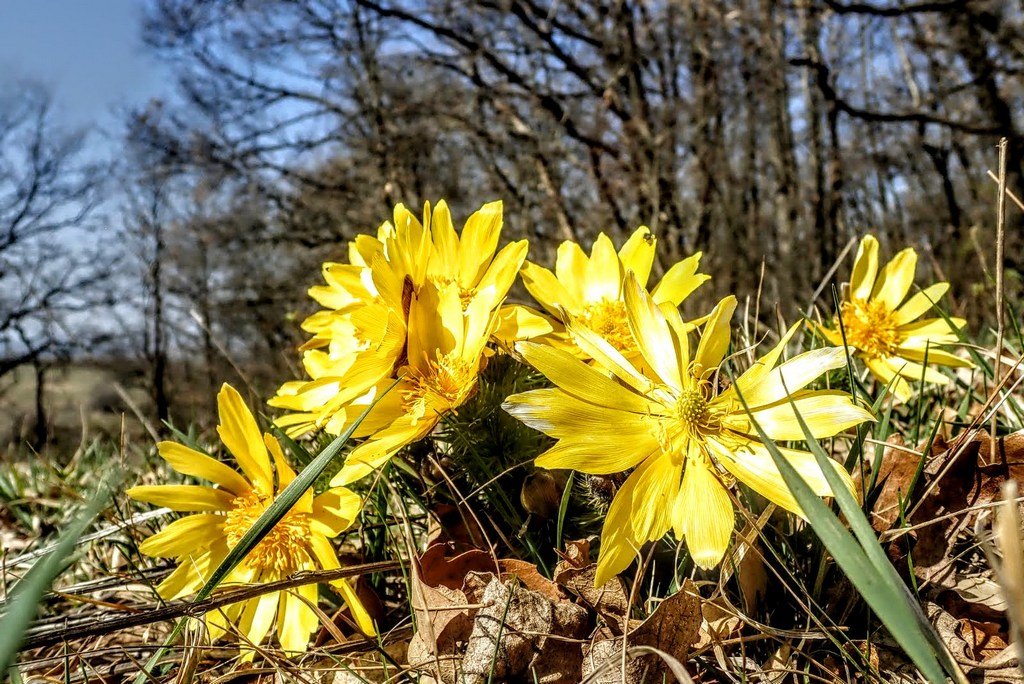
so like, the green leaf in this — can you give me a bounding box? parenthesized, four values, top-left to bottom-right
(731, 375, 966, 684)
(1, 469, 120, 674)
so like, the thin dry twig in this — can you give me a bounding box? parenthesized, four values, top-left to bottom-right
(17, 560, 402, 651)
(990, 138, 1008, 456)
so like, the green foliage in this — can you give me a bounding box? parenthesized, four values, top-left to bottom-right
(0, 468, 120, 674)
(732, 369, 967, 684)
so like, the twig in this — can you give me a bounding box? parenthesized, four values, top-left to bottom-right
(986, 169, 1024, 212)
(113, 382, 161, 443)
(16, 560, 402, 651)
(805, 236, 857, 320)
(991, 138, 1008, 462)
(5, 507, 172, 568)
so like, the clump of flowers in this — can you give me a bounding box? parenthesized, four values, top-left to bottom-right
(816, 235, 970, 401)
(271, 200, 526, 439)
(504, 275, 874, 584)
(123, 206, 980, 662)
(128, 384, 374, 654)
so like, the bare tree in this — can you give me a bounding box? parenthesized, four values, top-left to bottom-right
(120, 0, 1024, 400)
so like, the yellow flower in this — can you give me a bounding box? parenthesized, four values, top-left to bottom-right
(817, 235, 970, 402)
(496, 226, 709, 360)
(330, 278, 499, 485)
(128, 384, 375, 655)
(272, 200, 526, 437)
(503, 275, 874, 585)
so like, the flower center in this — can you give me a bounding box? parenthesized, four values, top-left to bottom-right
(402, 352, 479, 419)
(665, 368, 725, 444)
(223, 490, 309, 576)
(578, 299, 633, 353)
(839, 299, 900, 358)
(677, 389, 709, 427)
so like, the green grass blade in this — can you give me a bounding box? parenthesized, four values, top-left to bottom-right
(730, 377, 960, 684)
(1, 469, 120, 673)
(555, 472, 573, 552)
(757, 378, 966, 683)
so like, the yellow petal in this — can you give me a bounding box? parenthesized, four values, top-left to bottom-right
(308, 532, 377, 636)
(898, 317, 963, 341)
(430, 199, 460, 273)
(738, 391, 874, 441)
(630, 454, 681, 542)
(595, 466, 645, 587)
(157, 559, 202, 600)
(617, 226, 656, 287)
(503, 387, 656, 440)
(564, 313, 653, 395)
(533, 435, 659, 474)
(708, 437, 855, 517)
(336, 578, 376, 636)
(677, 457, 733, 569)
(311, 487, 362, 537)
(475, 240, 529, 310)
(276, 590, 313, 652)
(521, 260, 582, 316)
(241, 590, 279, 651)
(409, 280, 461, 365)
(515, 341, 655, 414)
(266, 433, 312, 514)
(650, 252, 709, 305)
(623, 273, 682, 390)
(894, 283, 950, 325)
(331, 419, 426, 486)
(459, 200, 503, 287)
(881, 356, 949, 384)
(849, 235, 879, 301)
(864, 357, 913, 402)
(138, 514, 224, 557)
(732, 346, 848, 408)
(871, 247, 917, 309)
(205, 600, 244, 642)
(895, 346, 972, 368)
(157, 442, 250, 496)
(731, 322, 802, 391)
(693, 296, 737, 373)
(811, 320, 844, 347)
(127, 485, 235, 512)
(265, 434, 296, 488)
(492, 304, 557, 347)
(554, 240, 589, 304)
(584, 233, 622, 302)
(216, 384, 272, 492)
(307, 533, 374, 634)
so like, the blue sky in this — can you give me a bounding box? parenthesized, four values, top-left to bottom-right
(0, 1, 168, 130)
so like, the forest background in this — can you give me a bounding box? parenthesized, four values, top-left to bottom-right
(2, 0, 1021, 452)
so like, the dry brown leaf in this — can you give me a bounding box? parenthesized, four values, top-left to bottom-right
(407, 545, 489, 682)
(693, 597, 742, 650)
(631, 579, 702, 660)
(911, 430, 1024, 584)
(407, 544, 589, 683)
(425, 503, 488, 551)
(861, 433, 921, 534)
(581, 628, 653, 684)
(581, 580, 702, 683)
(553, 539, 630, 633)
(459, 573, 588, 684)
(735, 536, 768, 615)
